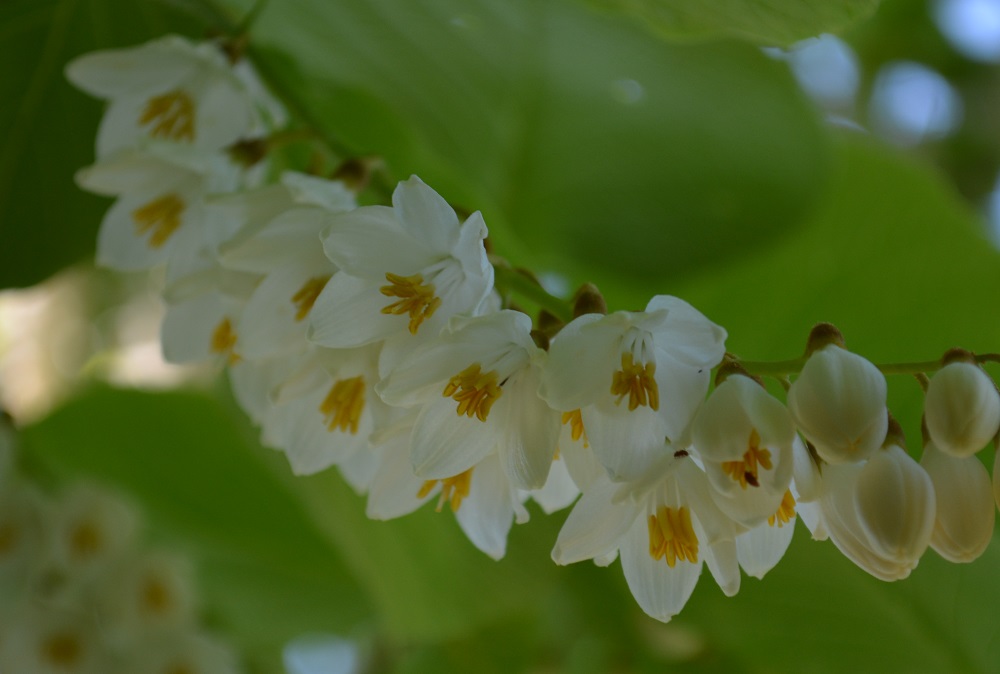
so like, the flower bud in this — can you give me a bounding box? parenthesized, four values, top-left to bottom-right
(787, 345, 888, 464)
(920, 442, 993, 563)
(924, 362, 1000, 457)
(854, 445, 935, 569)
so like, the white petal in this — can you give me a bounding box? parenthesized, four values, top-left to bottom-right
(496, 369, 560, 490)
(366, 436, 433, 520)
(654, 355, 712, 444)
(455, 455, 515, 560)
(925, 362, 1000, 457)
(237, 264, 331, 359)
(582, 402, 670, 482)
(540, 313, 625, 411)
(410, 395, 500, 479)
(529, 457, 580, 514)
(66, 38, 198, 97)
(339, 445, 380, 494)
(322, 207, 434, 279)
(700, 535, 740, 597)
(307, 273, 402, 348)
(920, 443, 994, 563)
(620, 516, 702, 623)
(552, 475, 638, 564)
(736, 517, 796, 580)
(645, 295, 727, 369)
(393, 175, 460, 252)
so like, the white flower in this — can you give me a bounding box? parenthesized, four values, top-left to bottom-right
(540, 296, 726, 481)
(307, 176, 493, 376)
(0, 603, 110, 674)
(553, 453, 741, 622)
(691, 374, 795, 527)
(920, 441, 994, 562)
(787, 344, 888, 465)
(49, 483, 139, 582)
(378, 310, 560, 490)
(66, 35, 261, 157)
(924, 361, 1000, 458)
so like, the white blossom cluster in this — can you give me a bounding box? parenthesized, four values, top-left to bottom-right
(68, 36, 1000, 624)
(0, 421, 242, 674)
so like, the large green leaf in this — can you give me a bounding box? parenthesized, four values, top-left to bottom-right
(585, 0, 881, 45)
(0, 0, 211, 289)
(209, 0, 828, 286)
(19, 386, 371, 667)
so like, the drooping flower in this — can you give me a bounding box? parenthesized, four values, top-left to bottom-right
(787, 344, 888, 465)
(923, 361, 1000, 458)
(307, 176, 494, 376)
(66, 35, 263, 158)
(378, 310, 560, 491)
(920, 440, 994, 562)
(541, 296, 726, 481)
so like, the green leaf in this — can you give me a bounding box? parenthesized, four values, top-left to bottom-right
(0, 0, 206, 289)
(585, 0, 881, 46)
(19, 385, 371, 665)
(210, 0, 829, 286)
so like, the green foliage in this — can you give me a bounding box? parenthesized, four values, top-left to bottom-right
(584, 0, 881, 45)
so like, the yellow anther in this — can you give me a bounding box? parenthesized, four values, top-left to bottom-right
(768, 490, 797, 528)
(41, 632, 82, 667)
(443, 364, 502, 422)
(291, 275, 331, 321)
(611, 353, 659, 411)
(319, 376, 366, 434)
(418, 468, 474, 512)
(721, 428, 773, 489)
(139, 89, 195, 142)
(132, 193, 185, 249)
(210, 318, 241, 365)
(380, 272, 441, 334)
(647, 505, 699, 567)
(561, 409, 589, 447)
(69, 521, 102, 559)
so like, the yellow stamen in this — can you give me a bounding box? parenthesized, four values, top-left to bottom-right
(41, 632, 82, 666)
(443, 364, 502, 422)
(291, 275, 331, 321)
(0, 522, 18, 555)
(768, 490, 797, 528)
(140, 89, 195, 142)
(647, 505, 699, 567)
(561, 409, 589, 447)
(69, 521, 102, 559)
(319, 376, 366, 434)
(611, 353, 659, 411)
(380, 272, 441, 334)
(141, 577, 172, 615)
(210, 318, 241, 365)
(721, 429, 773, 489)
(132, 193, 185, 249)
(418, 468, 474, 512)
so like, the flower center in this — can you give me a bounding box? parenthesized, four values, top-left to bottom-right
(210, 318, 240, 364)
(561, 409, 589, 447)
(139, 89, 195, 142)
(443, 364, 502, 422)
(141, 576, 172, 615)
(132, 193, 185, 249)
(611, 353, 659, 411)
(418, 468, 474, 512)
(291, 275, 331, 321)
(647, 505, 699, 567)
(0, 522, 18, 556)
(768, 490, 797, 528)
(319, 376, 366, 434)
(69, 521, 102, 559)
(380, 272, 442, 335)
(41, 632, 83, 667)
(721, 429, 773, 489)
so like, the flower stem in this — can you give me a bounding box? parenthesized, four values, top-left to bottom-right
(492, 265, 573, 323)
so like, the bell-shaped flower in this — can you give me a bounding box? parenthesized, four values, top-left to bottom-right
(924, 361, 1000, 458)
(307, 176, 493, 376)
(378, 310, 560, 491)
(920, 441, 994, 562)
(541, 296, 727, 481)
(66, 35, 262, 158)
(553, 452, 742, 623)
(365, 415, 529, 560)
(787, 344, 888, 465)
(691, 374, 795, 527)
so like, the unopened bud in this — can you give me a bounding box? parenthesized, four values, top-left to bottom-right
(803, 322, 845, 356)
(924, 361, 1000, 457)
(921, 442, 994, 563)
(572, 283, 606, 318)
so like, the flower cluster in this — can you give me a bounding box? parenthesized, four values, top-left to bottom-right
(69, 36, 1000, 624)
(0, 421, 242, 674)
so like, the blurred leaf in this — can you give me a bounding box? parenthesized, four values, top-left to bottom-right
(0, 0, 206, 289)
(583, 0, 881, 46)
(19, 385, 371, 665)
(210, 0, 828, 286)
